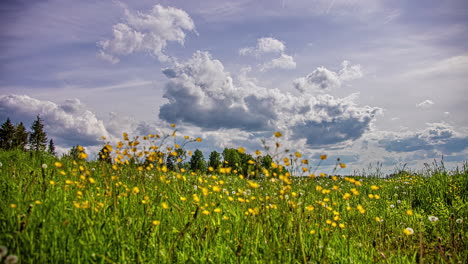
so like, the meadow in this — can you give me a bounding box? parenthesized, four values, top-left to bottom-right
(0, 129, 467, 263)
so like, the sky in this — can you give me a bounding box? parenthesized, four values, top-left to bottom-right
(1, 0, 467, 174)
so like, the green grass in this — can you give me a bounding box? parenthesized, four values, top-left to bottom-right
(0, 149, 467, 263)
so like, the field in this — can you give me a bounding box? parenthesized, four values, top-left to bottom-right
(0, 132, 467, 263)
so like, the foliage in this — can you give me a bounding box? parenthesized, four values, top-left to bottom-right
(0, 127, 467, 263)
(28, 115, 48, 152)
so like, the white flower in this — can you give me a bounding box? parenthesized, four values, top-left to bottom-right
(5, 255, 18, 264)
(0, 245, 7, 258)
(397, 200, 402, 203)
(41, 164, 48, 169)
(456, 218, 463, 224)
(404, 227, 414, 235)
(390, 204, 395, 209)
(428, 216, 439, 222)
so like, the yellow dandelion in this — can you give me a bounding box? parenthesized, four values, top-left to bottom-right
(10, 204, 17, 209)
(161, 202, 169, 209)
(339, 163, 346, 168)
(237, 147, 245, 154)
(202, 210, 210, 215)
(196, 137, 202, 142)
(310, 230, 316, 234)
(152, 220, 161, 226)
(274, 131, 282, 137)
(406, 210, 413, 216)
(54, 162, 63, 168)
(214, 208, 222, 213)
(320, 155, 327, 160)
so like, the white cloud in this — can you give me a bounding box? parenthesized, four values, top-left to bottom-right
(0, 95, 110, 147)
(416, 99, 434, 109)
(260, 53, 297, 71)
(339, 60, 363, 81)
(294, 60, 363, 92)
(98, 4, 195, 63)
(159, 51, 381, 148)
(239, 37, 285, 56)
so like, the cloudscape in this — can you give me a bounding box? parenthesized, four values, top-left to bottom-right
(1, 0, 467, 173)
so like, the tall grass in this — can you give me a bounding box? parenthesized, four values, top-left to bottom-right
(0, 143, 467, 263)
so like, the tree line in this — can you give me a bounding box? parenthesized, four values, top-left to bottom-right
(1, 116, 280, 177)
(0, 116, 55, 155)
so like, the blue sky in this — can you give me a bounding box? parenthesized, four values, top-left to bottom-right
(1, 0, 467, 173)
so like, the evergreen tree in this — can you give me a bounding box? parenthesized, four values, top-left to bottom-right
(0, 118, 16, 150)
(189, 149, 206, 172)
(48, 139, 56, 156)
(208, 151, 222, 169)
(29, 115, 48, 152)
(13, 122, 29, 151)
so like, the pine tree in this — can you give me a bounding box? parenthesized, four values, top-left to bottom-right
(0, 118, 16, 150)
(29, 115, 48, 152)
(48, 139, 56, 156)
(13, 122, 29, 151)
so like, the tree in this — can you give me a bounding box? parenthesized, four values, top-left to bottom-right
(29, 115, 48, 152)
(98, 145, 112, 164)
(208, 151, 222, 170)
(0, 118, 15, 150)
(13, 122, 29, 151)
(189, 149, 206, 172)
(222, 148, 241, 169)
(48, 139, 56, 156)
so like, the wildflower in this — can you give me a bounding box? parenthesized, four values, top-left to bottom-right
(456, 218, 463, 224)
(339, 223, 345, 229)
(248, 181, 260, 189)
(161, 202, 169, 209)
(41, 164, 48, 169)
(49, 180, 56, 185)
(152, 220, 161, 226)
(170, 123, 176, 128)
(4, 255, 18, 264)
(0, 246, 7, 257)
(406, 210, 413, 216)
(223, 215, 229, 220)
(370, 185, 379, 190)
(196, 137, 202, 142)
(339, 163, 346, 168)
(214, 208, 222, 213)
(180, 197, 187, 201)
(310, 230, 316, 234)
(320, 155, 327, 160)
(274, 131, 282, 137)
(306, 205, 315, 211)
(428, 216, 439, 222)
(202, 210, 210, 215)
(375, 217, 383, 222)
(403, 227, 414, 236)
(132, 187, 140, 194)
(34, 200, 41, 205)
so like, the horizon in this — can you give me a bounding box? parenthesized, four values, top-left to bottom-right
(1, 0, 467, 174)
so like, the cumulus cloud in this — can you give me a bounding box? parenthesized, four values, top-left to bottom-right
(239, 37, 285, 56)
(378, 122, 468, 154)
(159, 51, 381, 148)
(240, 37, 296, 71)
(416, 99, 434, 108)
(0, 95, 110, 147)
(260, 53, 296, 71)
(98, 4, 195, 63)
(294, 60, 363, 92)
